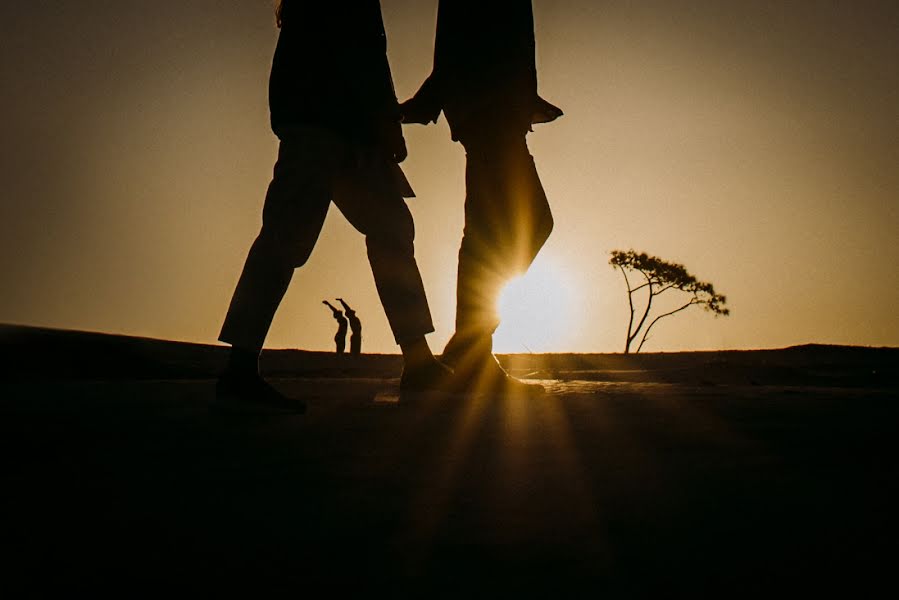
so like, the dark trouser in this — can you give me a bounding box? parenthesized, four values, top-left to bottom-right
(219, 127, 434, 353)
(445, 126, 554, 357)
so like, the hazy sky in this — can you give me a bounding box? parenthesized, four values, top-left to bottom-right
(1, 1, 897, 353)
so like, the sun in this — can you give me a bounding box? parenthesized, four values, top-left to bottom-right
(493, 253, 580, 353)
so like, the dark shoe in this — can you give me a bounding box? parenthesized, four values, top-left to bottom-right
(399, 359, 457, 394)
(442, 331, 544, 396)
(213, 373, 306, 415)
(455, 353, 545, 397)
(440, 330, 491, 370)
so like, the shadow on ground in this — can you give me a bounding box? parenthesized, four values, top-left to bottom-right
(1, 325, 896, 593)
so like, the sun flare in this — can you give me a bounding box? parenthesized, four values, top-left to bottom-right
(493, 254, 580, 353)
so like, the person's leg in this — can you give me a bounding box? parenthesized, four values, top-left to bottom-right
(331, 157, 453, 390)
(443, 128, 553, 391)
(220, 141, 332, 355)
(216, 136, 334, 410)
(218, 236, 296, 367)
(334, 172, 434, 343)
(452, 130, 553, 338)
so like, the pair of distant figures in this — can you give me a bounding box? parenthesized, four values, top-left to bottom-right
(322, 299, 362, 356)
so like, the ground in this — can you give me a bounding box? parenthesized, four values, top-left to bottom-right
(1, 327, 896, 593)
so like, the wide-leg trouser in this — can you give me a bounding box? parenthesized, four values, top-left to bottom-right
(447, 127, 554, 352)
(219, 128, 434, 352)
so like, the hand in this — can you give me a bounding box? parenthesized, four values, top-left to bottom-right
(531, 96, 564, 125)
(400, 97, 440, 125)
(380, 121, 408, 164)
(390, 135, 408, 164)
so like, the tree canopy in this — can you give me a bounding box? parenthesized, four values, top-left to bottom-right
(610, 250, 730, 353)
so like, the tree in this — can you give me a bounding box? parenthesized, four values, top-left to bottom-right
(609, 250, 730, 354)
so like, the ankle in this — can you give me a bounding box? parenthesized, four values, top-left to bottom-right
(223, 346, 260, 378)
(399, 336, 436, 369)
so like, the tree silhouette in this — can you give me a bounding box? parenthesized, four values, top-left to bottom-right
(609, 250, 730, 354)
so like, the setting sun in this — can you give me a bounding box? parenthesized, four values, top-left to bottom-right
(494, 254, 581, 353)
(0, 1, 896, 354)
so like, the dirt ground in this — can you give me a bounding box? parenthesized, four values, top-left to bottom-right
(2, 373, 896, 594)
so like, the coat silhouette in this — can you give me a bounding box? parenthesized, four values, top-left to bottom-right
(270, 1, 404, 148)
(401, 0, 558, 140)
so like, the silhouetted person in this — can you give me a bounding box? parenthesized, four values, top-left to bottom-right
(337, 298, 363, 355)
(322, 301, 348, 354)
(401, 0, 562, 393)
(215, 1, 455, 413)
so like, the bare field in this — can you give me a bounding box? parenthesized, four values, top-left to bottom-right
(1, 325, 897, 593)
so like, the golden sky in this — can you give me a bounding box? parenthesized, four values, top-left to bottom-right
(1, 1, 897, 353)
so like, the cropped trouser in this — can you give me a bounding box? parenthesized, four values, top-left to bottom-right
(219, 127, 434, 352)
(452, 126, 554, 340)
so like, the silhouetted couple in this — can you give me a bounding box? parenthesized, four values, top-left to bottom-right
(323, 299, 362, 355)
(215, 0, 562, 414)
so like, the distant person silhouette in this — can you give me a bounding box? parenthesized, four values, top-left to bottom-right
(401, 0, 563, 393)
(322, 301, 348, 354)
(215, 1, 456, 413)
(337, 298, 363, 355)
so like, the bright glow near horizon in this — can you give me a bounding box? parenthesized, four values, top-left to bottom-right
(494, 254, 581, 353)
(0, 1, 897, 353)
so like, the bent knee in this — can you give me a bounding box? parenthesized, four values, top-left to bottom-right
(540, 210, 554, 243)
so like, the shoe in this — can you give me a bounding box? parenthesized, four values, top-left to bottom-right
(474, 355, 545, 396)
(399, 359, 458, 394)
(212, 372, 306, 415)
(446, 349, 545, 397)
(439, 330, 489, 370)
